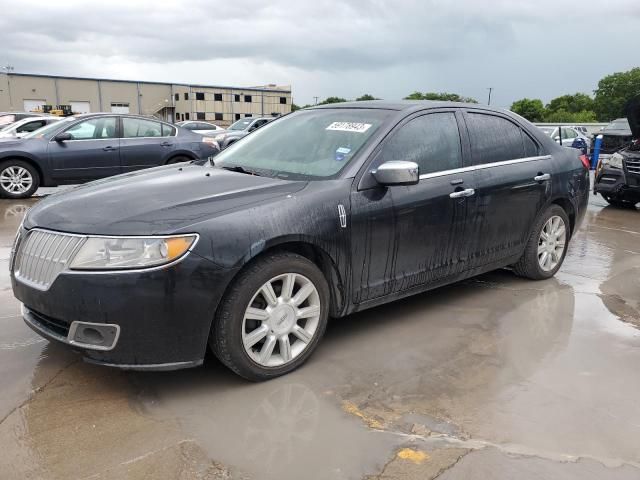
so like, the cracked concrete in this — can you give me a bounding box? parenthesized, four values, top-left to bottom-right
(0, 193, 639, 479)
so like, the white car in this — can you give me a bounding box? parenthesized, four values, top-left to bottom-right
(0, 116, 62, 138)
(538, 126, 591, 152)
(175, 121, 223, 135)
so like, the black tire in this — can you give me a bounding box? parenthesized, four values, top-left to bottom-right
(210, 252, 330, 381)
(513, 205, 570, 280)
(602, 194, 636, 209)
(0, 160, 40, 199)
(166, 155, 190, 165)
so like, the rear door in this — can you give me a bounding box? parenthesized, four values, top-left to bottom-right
(119, 117, 177, 172)
(351, 110, 477, 302)
(462, 110, 552, 267)
(48, 116, 120, 181)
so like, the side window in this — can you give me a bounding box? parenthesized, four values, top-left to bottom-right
(379, 112, 462, 175)
(161, 124, 176, 137)
(122, 118, 163, 138)
(17, 120, 46, 133)
(466, 113, 525, 165)
(522, 131, 539, 157)
(66, 117, 117, 140)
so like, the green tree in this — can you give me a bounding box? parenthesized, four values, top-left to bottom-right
(546, 93, 594, 115)
(404, 91, 478, 103)
(510, 98, 546, 122)
(594, 67, 640, 121)
(544, 109, 597, 123)
(291, 103, 301, 112)
(318, 96, 347, 105)
(355, 94, 377, 101)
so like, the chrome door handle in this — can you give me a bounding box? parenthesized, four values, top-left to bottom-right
(102, 146, 117, 151)
(161, 142, 174, 147)
(534, 173, 551, 182)
(449, 188, 475, 199)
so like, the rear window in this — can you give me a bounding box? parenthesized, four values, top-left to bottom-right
(466, 113, 531, 165)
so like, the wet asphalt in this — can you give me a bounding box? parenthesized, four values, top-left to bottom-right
(0, 189, 639, 479)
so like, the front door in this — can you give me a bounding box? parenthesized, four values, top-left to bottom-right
(48, 116, 120, 181)
(462, 111, 552, 267)
(351, 111, 476, 303)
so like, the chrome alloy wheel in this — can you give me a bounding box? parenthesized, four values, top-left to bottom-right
(538, 215, 566, 272)
(0, 166, 33, 194)
(242, 273, 321, 367)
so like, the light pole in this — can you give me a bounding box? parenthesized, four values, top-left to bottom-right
(487, 87, 493, 106)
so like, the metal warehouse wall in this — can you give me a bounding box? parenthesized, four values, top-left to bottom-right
(0, 73, 292, 125)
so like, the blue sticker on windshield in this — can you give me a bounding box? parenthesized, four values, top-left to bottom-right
(335, 147, 351, 161)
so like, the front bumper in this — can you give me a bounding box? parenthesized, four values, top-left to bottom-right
(594, 165, 640, 201)
(12, 250, 234, 370)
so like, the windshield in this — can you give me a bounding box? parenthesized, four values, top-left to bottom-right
(229, 119, 253, 131)
(0, 114, 16, 126)
(539, 127, 555, 136)
(604, 119, 630, 131)
(214, 109, 391, 180)
(23, 117, 73, 138)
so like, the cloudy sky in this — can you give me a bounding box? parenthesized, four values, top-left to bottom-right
(1, 0, 639, 107)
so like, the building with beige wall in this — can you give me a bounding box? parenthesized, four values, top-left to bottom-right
(0, 73, 292, 126)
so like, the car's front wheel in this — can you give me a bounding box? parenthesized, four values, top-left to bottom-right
(210, 252, 329, 381)
(513, 205, 570, 280)
(0, 160, 40, 199)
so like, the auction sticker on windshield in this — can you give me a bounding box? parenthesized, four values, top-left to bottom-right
(326, 122, 372, 133)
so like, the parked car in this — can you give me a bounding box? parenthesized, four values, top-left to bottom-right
(0, 116, 62, 138)
(176, 120, 223, 134)
(593, 98, 639, 207)
(0, 113, 219, 198)
(10, 101, 589, 380)
(0, 111, 45, 127)
(592, 118, 633, 163)
(570, 125, 589, 136)
(539, 126, 591, 154)
(209, 117, 273, 149)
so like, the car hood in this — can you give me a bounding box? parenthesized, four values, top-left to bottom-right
(625, 97, 640, 139)
(25, 163, 308, 235)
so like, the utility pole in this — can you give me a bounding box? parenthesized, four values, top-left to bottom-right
(313, 96, 319, 105)
(487, 87, 493, 106)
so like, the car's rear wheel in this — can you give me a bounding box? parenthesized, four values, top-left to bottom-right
(513, 205, 570, 280)
(166, 155, 190, 165)
(0, 160, 40, 199)
(210, 252, 329, 381)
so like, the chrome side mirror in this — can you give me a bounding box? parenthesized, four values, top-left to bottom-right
(372, 161, 419, 186)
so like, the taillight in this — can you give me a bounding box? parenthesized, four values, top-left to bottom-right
(579, 154, 590, 170)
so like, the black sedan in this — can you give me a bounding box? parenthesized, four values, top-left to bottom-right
(0, 113, 219, 198)
(10, 101, 590, 380)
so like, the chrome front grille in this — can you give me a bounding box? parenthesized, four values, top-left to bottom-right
(14, 230, 85, 290)
(625, 157, 640, 175)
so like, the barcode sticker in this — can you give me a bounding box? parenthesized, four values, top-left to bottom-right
(326, 122, 372, 133)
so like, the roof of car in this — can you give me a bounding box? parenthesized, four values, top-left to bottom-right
(309, 100, 498, 112)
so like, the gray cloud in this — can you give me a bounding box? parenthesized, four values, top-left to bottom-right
(1, 0, 639, 106)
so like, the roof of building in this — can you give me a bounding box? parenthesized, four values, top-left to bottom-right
(4, 72, 291, 94)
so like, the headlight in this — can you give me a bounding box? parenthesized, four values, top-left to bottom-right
(604, 152, 624, 169)
(214, 134, 226, 142)
(69, 235, 197, 270)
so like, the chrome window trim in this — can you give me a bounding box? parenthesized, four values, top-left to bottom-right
(418, 155, 551, 180)
(15, 228, 199, 282)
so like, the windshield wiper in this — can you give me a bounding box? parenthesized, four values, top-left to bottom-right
(220, 165, 261, 176)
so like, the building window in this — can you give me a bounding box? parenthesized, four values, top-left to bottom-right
(184, 93, 189, 100)
(195, 92, 205, 101)
(214, 93, 223, 101)
(174, 93, 179, 101)
(235, 113, 241, 121)
(214, 113, 223, 121)
(245, 114, 252, 118)
(244, 95, 252, 103)
(185, 112, 190, 120)
(280, 97, 287, 104)
(196, 112, 205, 120)
(234, 94, 240, 102)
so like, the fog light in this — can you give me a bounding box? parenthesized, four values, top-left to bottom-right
(67, 321, 120, 351)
